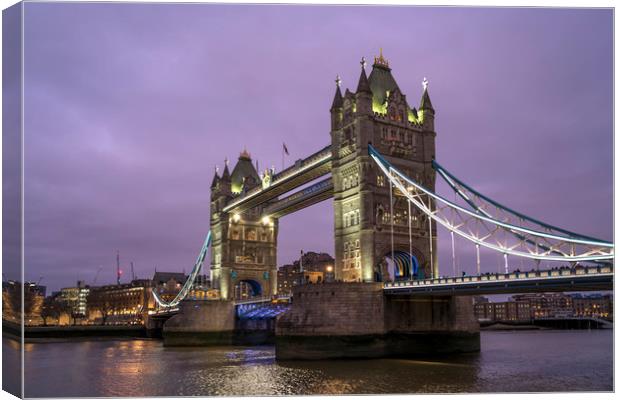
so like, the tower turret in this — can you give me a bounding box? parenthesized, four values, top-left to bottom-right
(219, 158, 232, 196)
(355, 57, 372, 116)
(210, 166, 220, 189)
(330, 75, 344, 130)
(419, 77, 435, 131)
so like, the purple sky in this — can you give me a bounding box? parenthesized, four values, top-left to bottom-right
(20, 4, 612, 293)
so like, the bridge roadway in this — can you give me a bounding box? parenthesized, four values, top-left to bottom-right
(383, 265, 613, 296)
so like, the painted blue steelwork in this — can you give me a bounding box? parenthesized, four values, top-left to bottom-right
(368, 144, 613, 262)
(152, 230, 212, 308)
(432, 159, 604, 242)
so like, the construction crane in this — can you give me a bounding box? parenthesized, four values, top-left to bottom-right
(93, 266, 103, 284)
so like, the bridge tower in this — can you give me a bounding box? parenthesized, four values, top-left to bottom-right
(209, 150, 279, 300)
(330, 52, 438, 283)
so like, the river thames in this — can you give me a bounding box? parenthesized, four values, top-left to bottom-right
(6, 329, 612, 397)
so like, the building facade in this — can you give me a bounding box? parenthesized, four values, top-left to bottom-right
(87, 279, 154, 325)
(473, 292, 613, 322)
(277, 252, 336, 295)
(570, 293, 613, 319)
(58, 280, 90, 318)
(330, 52, 437, 283)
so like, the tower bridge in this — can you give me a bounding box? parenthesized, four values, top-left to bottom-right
(152, 51, 613, 359)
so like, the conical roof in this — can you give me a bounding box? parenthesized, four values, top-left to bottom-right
(230, 149, 260, 194)
(210, 169, 220, 188)
(331, 86, 343, 110)
(221, 161, 231, 181)
(368, 54, 400, 107)
(419, 87, 434, 111)
(356, 67, 372, 94)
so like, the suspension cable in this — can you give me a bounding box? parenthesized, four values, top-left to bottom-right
(408, 199, 413, 278)
(152, 230, 212, 308)
(390, 170, 395, 281)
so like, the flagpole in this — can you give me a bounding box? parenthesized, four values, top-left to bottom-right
(281, 145, 284, 172)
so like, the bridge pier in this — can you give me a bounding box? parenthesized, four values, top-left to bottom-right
(162, 300, 283, 346)
(275, 282, 479, 360)
(163, 300, 236, 346)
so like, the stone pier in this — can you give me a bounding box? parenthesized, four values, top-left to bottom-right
(162, 300, 279, 346)
(163, 300, 236, 346)
(275, 282, 480, 360)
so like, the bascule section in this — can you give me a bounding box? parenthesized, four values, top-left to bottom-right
(209, 150, 279, 300)
(330, 51, 439, 283)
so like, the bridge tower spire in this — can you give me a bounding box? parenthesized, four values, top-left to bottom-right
(419, 77, 435, 131)
(330, 75, 344, 131)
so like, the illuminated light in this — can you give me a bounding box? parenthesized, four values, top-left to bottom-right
(326, 265, 333, 272)
(372, 98, 387, 114)
(232, 213, 241, 223)
(407, 109, 417, 123)
(261, 216, 271, 225)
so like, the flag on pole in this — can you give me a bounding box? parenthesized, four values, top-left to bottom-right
(283, 142, 289, 155)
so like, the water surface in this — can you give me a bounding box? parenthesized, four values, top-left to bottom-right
(11, 330, 613, 397)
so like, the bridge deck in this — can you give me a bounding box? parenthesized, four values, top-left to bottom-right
(384, 267, 613, 296)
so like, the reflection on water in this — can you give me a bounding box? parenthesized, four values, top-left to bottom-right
(10, 330, 612, 397)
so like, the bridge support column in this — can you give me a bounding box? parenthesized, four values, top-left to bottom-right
(275, 283, 479, 360)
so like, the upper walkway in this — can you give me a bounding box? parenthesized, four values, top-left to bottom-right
(223, 145, 332, 214)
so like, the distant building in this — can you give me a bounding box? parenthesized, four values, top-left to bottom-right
(473, 297, 531, 322)
(277, 252, 335, 295)
(87, 279, 154, 325)
(152, 271, 187, 303)
(474, 292, 613, 323)
(512, 293, 573, 319)
(58, 280, 90, 318)
(277, 264, 301, 295)
(569, 293, 613, 319)
(151, 272, 219, 302)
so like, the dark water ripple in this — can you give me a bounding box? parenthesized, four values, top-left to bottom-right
(7, 329, 612, 397)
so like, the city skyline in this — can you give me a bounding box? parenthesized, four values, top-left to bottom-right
(13, 4, 613, 292)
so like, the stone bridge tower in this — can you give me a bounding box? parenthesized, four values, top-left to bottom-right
(330, 52, 438, 283)
(209, 150, 279, 300)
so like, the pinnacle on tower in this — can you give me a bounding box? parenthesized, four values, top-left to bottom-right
(240, 147, 251, 160)
(373, 48, 390, 69)
(331, 75, 343, 110)
(419, 77, 434, 111)
(210, 165, 220, 188)
(221, 158, 231, 181)
(356, 57, 372, 94)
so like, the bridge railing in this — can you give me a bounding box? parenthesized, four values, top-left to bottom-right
(383, 265, 613, 289)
